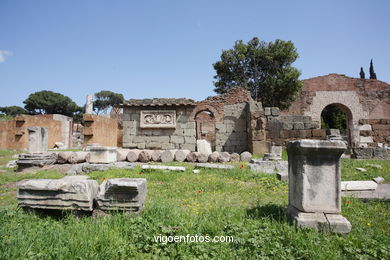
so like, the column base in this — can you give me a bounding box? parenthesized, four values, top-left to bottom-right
(286, 206, 352, 234)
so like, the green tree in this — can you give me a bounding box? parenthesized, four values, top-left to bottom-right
(213, 37, 302, 109)
(0, 106, 28, 116)
(359, 67, 365, 79)
(93, 90, 124, 115)
(369, 59, 377, 79)
(23, 90, 82, 121)
(321, 105, 347, 132)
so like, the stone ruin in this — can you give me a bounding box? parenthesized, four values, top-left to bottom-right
(285, 139, 351, 234)
(27, 126, 48, 153)
(17, 176, 147, 215)
(97, 178, 147, 213)
(18, 176, 98, 211)
(249, 145, 288, 177)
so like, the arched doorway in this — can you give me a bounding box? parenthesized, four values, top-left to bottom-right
(320, 103, 353, 147)
(194, 110, 216, 149)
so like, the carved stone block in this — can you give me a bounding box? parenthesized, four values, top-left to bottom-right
(140, 110, 176, 129)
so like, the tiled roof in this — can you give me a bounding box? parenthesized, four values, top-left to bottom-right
(122, 98, 195, 107)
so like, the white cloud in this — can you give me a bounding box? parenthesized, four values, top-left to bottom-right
(0, 50, 13, 63)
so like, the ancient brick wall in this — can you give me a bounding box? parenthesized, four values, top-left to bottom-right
(283, 74, 390, 147)
(195, 88, 252, 153)
(358, 119, 390, 147)
(83, 114, 120, 147)
(0, 120, 14, 149)
(0, 114, 73, 150)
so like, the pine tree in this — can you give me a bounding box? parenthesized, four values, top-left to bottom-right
(359, 67, 365, 79)
(369, 59, 377, 79)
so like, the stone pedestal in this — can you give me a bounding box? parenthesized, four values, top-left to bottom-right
(28, 127, 48, 153)
(87, 146, 117, 164)
(286, 139, 352, 234)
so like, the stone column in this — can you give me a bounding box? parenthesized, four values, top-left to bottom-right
(85, 95, 93, 114)
(285, 139, 352, 234)
(28, 127, 48, 153)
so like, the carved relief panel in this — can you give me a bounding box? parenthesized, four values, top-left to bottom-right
(140, 110, 176, 128)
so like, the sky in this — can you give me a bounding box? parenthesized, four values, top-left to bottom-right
(0, 0, 389, 108)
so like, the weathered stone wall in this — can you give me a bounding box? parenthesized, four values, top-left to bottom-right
(358, 119, 390, 147)
(283, 74, 390, 147)
(265, 107, 324, 146)
(247, 101, 267, 154)
(122, 88, 253, 153)
(84, 114, 120, 147)
(0, 114, 73, 150)
(216, 102, 248, 153)
(122, 106, 196, 150)
(0, 120, 14, 149)
(195, 88, 253, 153)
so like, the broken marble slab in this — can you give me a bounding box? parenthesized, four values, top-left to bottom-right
(17, 153, 57, 167)
(373, 176, 385, 184)
(66, 162, 135, 175)
(194, 163, 234, 170)
(141, 165, 186, 171)
(17, 176, 98, 211)
(341, 181, 378, 191)
(249, 160, 288, 175)
(97, 178, 147, 212)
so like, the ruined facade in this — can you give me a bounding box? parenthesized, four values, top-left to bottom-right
(118, 74, 389, 153)
(121, 88, 260, 153)
(83, 114, 121, 147)
(0, 114, 73, 150)
(284, 74, 390, 147)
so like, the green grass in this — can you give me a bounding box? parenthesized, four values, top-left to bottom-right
(0, 150, 389, 259)
(341, 158, 390, 182)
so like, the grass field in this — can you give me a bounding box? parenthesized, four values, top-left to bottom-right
(0, 150, 389, 259)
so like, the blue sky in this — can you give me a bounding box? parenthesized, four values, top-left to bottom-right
(0, 0, 389, 108)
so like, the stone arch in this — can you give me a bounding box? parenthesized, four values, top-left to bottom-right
(304, 91, 368, 147)
(320, 103, 353, 146)
(194, 109, 217, 148)
(190, 104, 223, 122)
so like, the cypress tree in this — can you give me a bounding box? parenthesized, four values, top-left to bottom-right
(369, 59, 377, 79)
(359, 67, 365, 79)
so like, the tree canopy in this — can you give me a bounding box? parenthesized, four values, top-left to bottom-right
(213, 37, 302, 109)
(93, 90, 124, 115)
(359, 67, 365, 79)
(23, 90, 82, 121)
(369, 59, 377, 79)
(321, 105, 347, 133)
(0, 106, 27, 116)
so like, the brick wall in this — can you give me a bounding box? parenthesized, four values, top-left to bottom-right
(358, 119, 390, 147)
(0, 114, 73, 150)
(84, 114, 120, 147)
